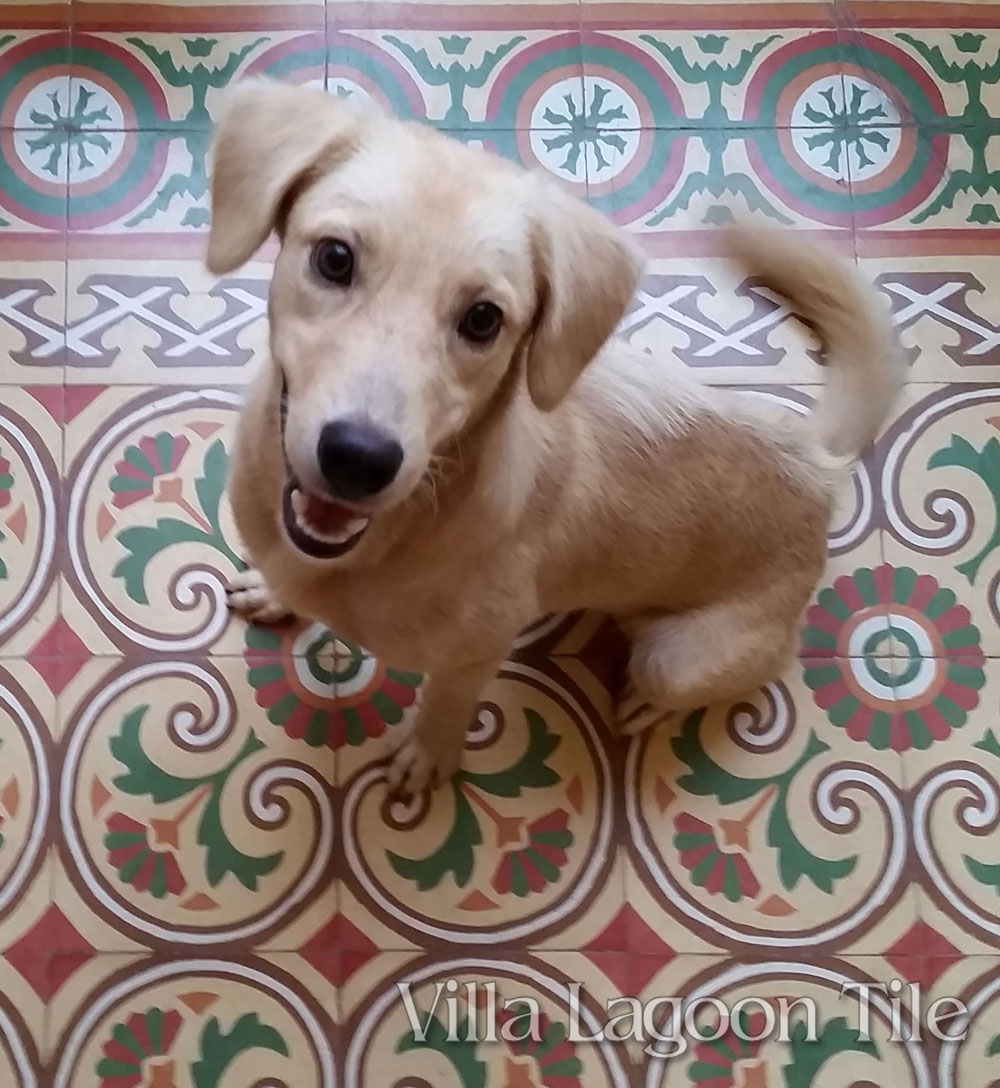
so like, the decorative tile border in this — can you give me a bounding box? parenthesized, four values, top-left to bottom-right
(0, 5, 998, 258)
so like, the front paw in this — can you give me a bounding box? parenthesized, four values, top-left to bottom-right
(226, 567, 294, 624)
(385, 716, 463, 795)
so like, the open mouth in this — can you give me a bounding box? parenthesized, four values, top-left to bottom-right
(278, 378, 371, 560)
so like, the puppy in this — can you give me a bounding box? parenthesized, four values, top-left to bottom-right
(209, 81, 902, 794)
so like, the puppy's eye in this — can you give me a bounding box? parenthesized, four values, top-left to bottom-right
(311, 238, 354, 286)
(458, 301, 503, 344)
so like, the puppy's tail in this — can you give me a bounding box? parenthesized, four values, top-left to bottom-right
(725, 223, 903, 459)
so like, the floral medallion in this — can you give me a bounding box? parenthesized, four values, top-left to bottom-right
(0, 32, 170, 229)
(245, 620, 422, 749)
(746, 31, 948, 226)
(802, 565, 985, 751)
(486, 33, 685, 222)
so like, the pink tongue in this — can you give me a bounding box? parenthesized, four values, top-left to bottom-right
(303, 491, 356, 535)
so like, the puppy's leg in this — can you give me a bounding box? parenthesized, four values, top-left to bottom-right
(619, 601, 796, 735)
(226, 567, 294, 624)
(386, 657, 504, 795)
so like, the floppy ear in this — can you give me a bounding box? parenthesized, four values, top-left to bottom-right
(207, 79, 365, 275)
(524, 179, 644, 411)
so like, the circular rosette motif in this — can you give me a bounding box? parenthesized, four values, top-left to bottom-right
(59, 660, 334, 946)
(345, 957, 627, 1088)
(627, 681, 908, 949)
(802, 565, 985, 751)
(0, 33, 169, 229)
(245, 620, 422, 749)
(341, 664, 612, 944)
(66, 390, 244, 654)
(745, 31, 947, 226)
(485, 33, 684, 221)
(52, 959, 335, 1088)
(0, 407, 57, 645)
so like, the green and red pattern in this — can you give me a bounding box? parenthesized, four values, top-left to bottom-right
(491, 807, 572, 897)
(104, 812, 187, 900)
(4, 2, 1000, 1083)
(96, 1007, 182, 1088)
(673, 812, 761, 903)
(0, 452, 12, 508)
(502, 1011, 582, 1085)
(109, 433, 190, 509)
(802, 565, 986, 750)
(245, 621, 422, 748)
(688, 1010, 767, 1086)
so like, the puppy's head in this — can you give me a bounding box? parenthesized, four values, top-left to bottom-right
(209, 80, 642, 563)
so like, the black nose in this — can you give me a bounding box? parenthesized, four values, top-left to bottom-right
(316, 420, 403, 501)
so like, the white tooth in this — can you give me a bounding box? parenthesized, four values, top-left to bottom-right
(346, 517, 370, 535)
(294, 510, 356, 545)
(290, 489, 305, 515)
(324, 526, 356, 544)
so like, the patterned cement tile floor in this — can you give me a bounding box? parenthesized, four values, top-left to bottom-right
(0, 0, 999, 1083)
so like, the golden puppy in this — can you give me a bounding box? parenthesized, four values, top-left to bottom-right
(210, 81, 902, 794)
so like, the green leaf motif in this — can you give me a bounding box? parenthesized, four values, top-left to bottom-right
(672, 712, 857, 893)
(673, 710, 768, 804)
(111, 708, 282, 890)
(964, 855, 1000, 895)
(387, 782, 482, 890)
(387, 709, 563, 891)
(768, 779, 855, 893)
(641, 33, 782, 90)
(383, 34, 525, 125)
(462, 709, 560, 798)
(198, 786, 281, 891)
(783, 1016, 877, 1088)
(195, 439, 228, 531)
(927, 434, 1000, 584)
(112, 440, 242, 603)
(192, 1013, 289, 1088)
(397, 1014, 486, 1088)
(974, 729, 1000, 760)
(113, 519, 215, 604)
(112, 707, 202, 803)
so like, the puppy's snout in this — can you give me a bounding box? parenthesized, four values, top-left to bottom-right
(317, 419, 403, 501)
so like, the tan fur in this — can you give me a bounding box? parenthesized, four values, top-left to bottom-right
(211, 81, 903, 793)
